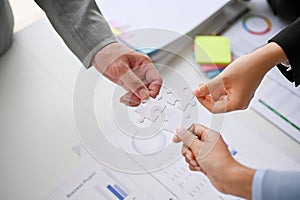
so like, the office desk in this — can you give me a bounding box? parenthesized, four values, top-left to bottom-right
(0, 18, 82, 200)
(0, 17, 299, 200)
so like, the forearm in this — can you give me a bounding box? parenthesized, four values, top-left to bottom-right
(247, 42, 288, 77)
(34, 0, 117, 68)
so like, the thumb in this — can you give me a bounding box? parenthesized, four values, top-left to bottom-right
(190, 124, 220, 159)
(193, 75, 225, 97)
(193, 83, 210, 97)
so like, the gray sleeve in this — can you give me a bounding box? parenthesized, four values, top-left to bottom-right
(34, 0, 118, 68)
(0, 0, 14, 56)
(261, 170, 300, 200)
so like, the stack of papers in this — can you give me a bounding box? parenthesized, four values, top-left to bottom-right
(97, 0, 231, 63)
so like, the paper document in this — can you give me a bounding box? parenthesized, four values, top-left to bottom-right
(42, 158, 225, 200)
(252, 68, 300, 142)
(221, 116, 300, 170)
(42, 114, 300, 200)
(223, 0, 288, 57)
(97, 0, 229, 52)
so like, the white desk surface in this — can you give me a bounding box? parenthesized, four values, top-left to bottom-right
(0, 17, 299, 200)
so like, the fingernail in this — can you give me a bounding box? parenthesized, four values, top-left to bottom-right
(190, 160, 198, 167)
(139, 88, 149, 99)
(195, 166, 201, 171)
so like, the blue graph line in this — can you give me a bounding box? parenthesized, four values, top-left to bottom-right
(107, 185, 124, 200)
(103, 168, 130, 193)
(114, 184, 128, 198)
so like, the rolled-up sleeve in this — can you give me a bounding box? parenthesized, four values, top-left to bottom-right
(34, 0, 117, 68)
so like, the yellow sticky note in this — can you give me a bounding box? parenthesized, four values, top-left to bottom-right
(194, 36, 231, 65)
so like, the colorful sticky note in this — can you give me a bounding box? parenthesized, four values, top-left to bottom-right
(204, 68, 225, 79)
(200, 64, 226, 72)
(194, 36, 231, 65)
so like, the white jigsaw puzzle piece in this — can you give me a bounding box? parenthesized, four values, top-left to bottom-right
(135, 98, 166, 123)
(164, 104, 177, 121)
(135, 86, 178, 123)
(181, 100, 198, 129)
(163, 101, 197, 133)
(176, 87, 197, 111)
(163, 89, 178, 106)
(150, 105, 167, 122)
(134, 84, 198, 133)
(162, 110, 181, 133)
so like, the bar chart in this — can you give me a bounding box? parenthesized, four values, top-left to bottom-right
(44, 159, 176, 200)
(98, 168, 130, 200)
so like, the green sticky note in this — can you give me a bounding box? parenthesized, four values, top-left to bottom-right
(194, 36, 231, 65)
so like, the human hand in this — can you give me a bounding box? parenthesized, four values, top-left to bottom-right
(172, 124, 255, 199)
(93, 43, 162, 106)
(194, 42, 287, 113)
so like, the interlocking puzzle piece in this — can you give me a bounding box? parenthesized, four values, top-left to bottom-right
(135, 98, 166, 123)
(163, 102, 197, 133)
(165, 89, 178, 106)
(156, 87, 178, 106)
(162, 110, 181, 133)
(135, 86, 178, 123)
(134, 84, 198, 132)
(181, 102, 197, 129)
(150, 105, 166, 122)
(163, 104, 177, 122)
(176, 87, 197, 111)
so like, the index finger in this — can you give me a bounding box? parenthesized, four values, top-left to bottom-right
(144, 64, 162, 98)
(119, 68, 150, 100)
(193, 75, 224, 97)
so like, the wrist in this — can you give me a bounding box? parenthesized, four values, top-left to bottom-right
(223, 163, 255, 199)
(249, 42, 288, 74)
(92, 42, 132, 72)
